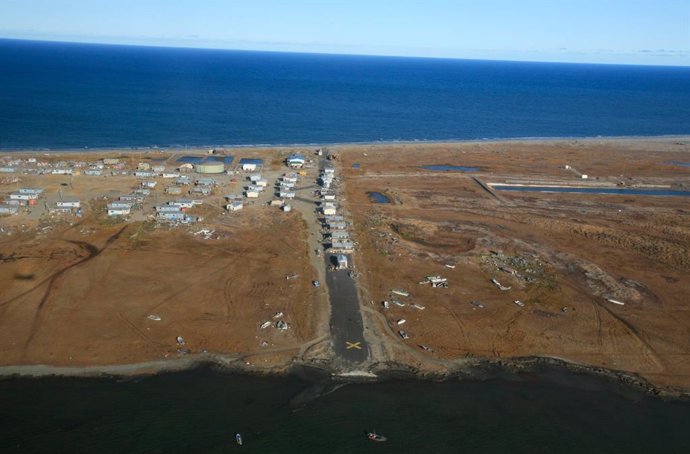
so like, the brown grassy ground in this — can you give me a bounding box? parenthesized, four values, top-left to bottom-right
(338, 138, 690, 388)
(0, 209, 321, 367)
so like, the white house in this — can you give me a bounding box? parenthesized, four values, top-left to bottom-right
(162, 172, 180, 178)
(56, 200, 80, 208)
(142, 181, 158, 189)
(227, 201, 244, 211)
(330, 241, 355, 252)
(279, 191, 295, 199)
(0, 204, 19, 215)
(282, 204, 292, 212)
(249, 174, 262, 182)
(51, 168, 73, 175)
(107, 206, 131, 216)
(245, 190, 260, 198)
(255, 179, 268, 187)
(170, 199, 195, 208)
(9, 192, 36, 201)
(322, 205, 337, 216)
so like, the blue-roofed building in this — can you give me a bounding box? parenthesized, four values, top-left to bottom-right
(239, 158, 264, 171)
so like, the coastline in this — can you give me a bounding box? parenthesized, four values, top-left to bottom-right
(1, 134, 689, 154)
(1, 135, 689, 402)
(2, 353, 688, 401)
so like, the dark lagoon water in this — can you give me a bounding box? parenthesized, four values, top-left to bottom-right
(423, 165, 480, 172)
(1, 367, 689, 453)
(492, 185, 690, 197)
(1, 39, 690, 149)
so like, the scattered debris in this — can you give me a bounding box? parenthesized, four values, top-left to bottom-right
(444, 264, 456, 269)
(396, 319, 407, 325)
(398, 330, 409, 340)
(607, 298, 625, 306)
(392, 300, 406, 307)
(382, 301, 390, 309)
(419, 275, 448, 288)
(470, 301, 485, 309)
(419, 344, 433, 352)
(147, 314, 161, 321)
(285, 273, 299, 280)
(276, 320, 288, 330)
(391, 288, 409, 297)
(273, 312, 284, 319)
(513, 300, 525, 307)
(260, 321, 271, 329)
(411, 303, 426, 310)
(491, 278, 512, 291)
(176, 336, 185, 345)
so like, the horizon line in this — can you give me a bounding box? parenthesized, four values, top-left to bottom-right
(1, 36, 689, 69)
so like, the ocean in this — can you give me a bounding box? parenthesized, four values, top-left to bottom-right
(0, 366, 689, 453)
(1, 39, 689, 149)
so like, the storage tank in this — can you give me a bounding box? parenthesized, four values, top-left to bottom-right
(195, 158, 225, 174)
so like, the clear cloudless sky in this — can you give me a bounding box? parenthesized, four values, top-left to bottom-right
(0, 0, 688, 65)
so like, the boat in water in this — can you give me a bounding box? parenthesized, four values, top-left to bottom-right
(235, 433, 243, 445)
(367, 430, 388, 442)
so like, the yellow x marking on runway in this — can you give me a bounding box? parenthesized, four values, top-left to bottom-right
(346, 341, 362, 350)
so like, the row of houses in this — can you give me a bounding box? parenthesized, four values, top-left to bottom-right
(316, 165, 355, 253)
(154, 200, 202, 223)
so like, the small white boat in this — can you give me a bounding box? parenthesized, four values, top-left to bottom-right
(367, 430, 387, 442)
(396, 319, 406, 325)
(235, 433, 243, 445)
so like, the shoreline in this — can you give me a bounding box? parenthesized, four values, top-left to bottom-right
(2, 134, 690, 154)
(1, 354, 688, 401)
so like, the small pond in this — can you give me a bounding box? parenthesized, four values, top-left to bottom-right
(367, 191, 390, 203)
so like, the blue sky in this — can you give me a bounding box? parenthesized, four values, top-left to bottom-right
(0, 0, 688, 65)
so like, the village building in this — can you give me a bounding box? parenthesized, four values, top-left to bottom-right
(0, 204, 19, 215)
(286, 154, 306, 169)
(227, 201, 243, 212)
(56, 199, 80, 208)
(239, 158, 263, 172)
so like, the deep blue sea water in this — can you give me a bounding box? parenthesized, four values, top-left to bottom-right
(1, 39, 689, 149)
